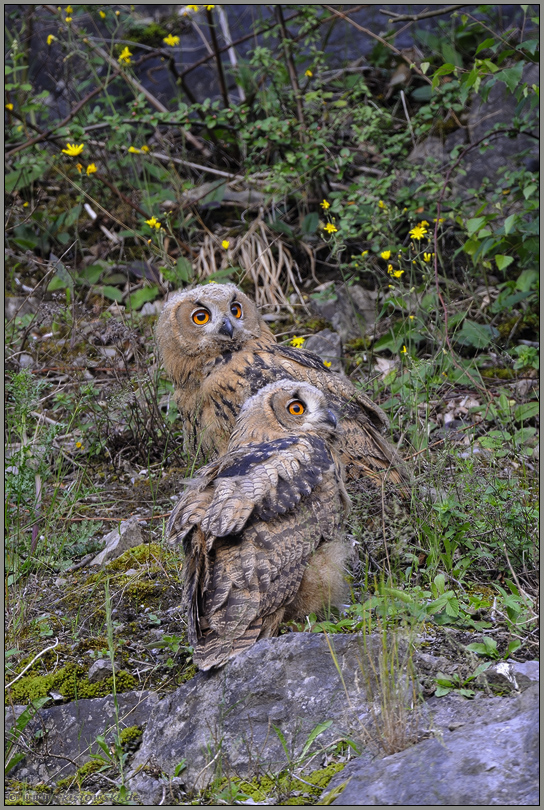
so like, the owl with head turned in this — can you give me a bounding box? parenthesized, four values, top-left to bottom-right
(167, 378, 351, 670)
(156, 282, 408, 490)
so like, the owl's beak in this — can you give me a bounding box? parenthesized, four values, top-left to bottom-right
(325, 409, 338, 428)
(218, 317, 234, 338)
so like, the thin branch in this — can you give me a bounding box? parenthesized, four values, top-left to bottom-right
(276, 5, 306, 133)
(206, 6, 230, 108)
(380, 5, 469, 23)
(322, 5, 432, 85)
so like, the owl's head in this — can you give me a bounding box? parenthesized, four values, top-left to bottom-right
(231, 379, 340, 446)
(156, 284, 272, 374)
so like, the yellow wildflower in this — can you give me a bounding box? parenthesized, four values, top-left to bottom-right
(290, 336, 305, 348)
(62, 142, 84, 156)
(76, 163, 83, 173)
(409, 315, 415, 320)
(118, 46, 132, 64)
(361, 250, 368, 257)
(380, 250, 391, 260)
(66, 4, 73, 12)
(409, 223, 427, 240)
(323, 360, 332, 368)
(128, 146, 141, 153)
(187, 4, 199, 10)
(420, 220, 429, 226)
(65, 16, 72, 23)
(423, 253, 432, 262)
(392, 269, 404, 278)
(400, 345, 407, 354)
(378, 200, 386, 209)
(145, 216, 161, 229)
(5, 102, 13, 110)
(433, 217, 445, 222)
(86, 163, 97, 175)
(99, 10, 106, 18)
(320, 199, 330, 209)
(23, 202, 29, 207)
(324, 223, 338, 234)
(163, 34, 180, 46)
(141, 145, 150, 152)
(47, 34, 57, 45)
(75, 441, 83, 449)
(387, 264, 393, 274)
(206, 4, 215, 9)
(221, 239, 230, 249)
(115, 10, 120, 15)
(305, 69, 313, 77)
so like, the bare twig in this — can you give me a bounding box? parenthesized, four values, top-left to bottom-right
(206, 6, 230, 108)
(380, 5, 469, 23)
(276, 5, 306, 133)
(5, 639, 59, 689)
(216, 4, 246, 102)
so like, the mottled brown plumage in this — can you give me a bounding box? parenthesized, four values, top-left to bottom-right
(156, 283, 408, 489)
(167, 380, 350, 670)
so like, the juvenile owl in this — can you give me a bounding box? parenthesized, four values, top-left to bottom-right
(156, 283, 408, 489)
(167, 379, 350, 670)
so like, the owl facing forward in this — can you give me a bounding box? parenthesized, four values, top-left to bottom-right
(167, 379, 350, 671)
(156, 283, 408, 489)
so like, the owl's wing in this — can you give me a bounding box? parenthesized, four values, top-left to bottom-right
(187, 477, 345, 670)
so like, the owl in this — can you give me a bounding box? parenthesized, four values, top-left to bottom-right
(167, 379, 350, 670)
(156, 283, 409, 490)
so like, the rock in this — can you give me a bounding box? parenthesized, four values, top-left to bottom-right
(127, 632, 411, 798)
(309, 284, 378, 341)
(5, 296, 42, 320)
(507, 659, 539, 689)
(328, 683, 539, 806)
(87, 659, 114, 683)
(18, 353, 34, 369)
(140, 301, 162, 316)
(5, 690, 159, 784)
(303, 329, 344, 374)
(89, 518, 145, 566)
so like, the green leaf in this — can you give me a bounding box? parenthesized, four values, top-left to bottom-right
(455, 320, 497, 349)
(515, 269, 538, 292)
(475, 38, 496, 55)
(127, 286, 159, 311)
(300, 720, 333, 760)
(441, 44, 463, 67)
(5, 163, 48, 193)
(502, 213, 517, 236)
(514, 401, 539, 422)
(301, 211, 319, 235)
(176, 256, 192, 283)
(497, 62, 524, 93)
(495, 254, 514, 271)
(523, 183, 537, 200)
(99, 285, 124, 302)
(466, 216, 487, 236)
(434, 685, 452, 697)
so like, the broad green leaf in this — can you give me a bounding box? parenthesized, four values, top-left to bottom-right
(455, 320, 497, 349)
(498, 62, 524, 93)
(503, 213, 517, 235)
(99, 285, 123, 302)
(466, 216, 487, 235)
(475, 38, 496, 55)
(434, 685, 452, 697)
(514, 402, 539, 422)
(301, 211, 319, 234)
(127, 286, 159, 310)
(515, 269, 538, 292)
(523, 183, 537, 200)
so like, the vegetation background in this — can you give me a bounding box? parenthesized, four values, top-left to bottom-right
(4, 3, 539, 803)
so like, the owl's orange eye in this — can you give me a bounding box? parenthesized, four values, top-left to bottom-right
(230, 302, 242, 319)
(192, 309, 210, 325)
(288, 400, 305, 416)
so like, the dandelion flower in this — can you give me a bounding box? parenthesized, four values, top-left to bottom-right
(99, 10, 105, 18)
(420, 220, 429, 226)
(380, 250, 391, 260)
(65, 16, 72, 23)
(163, 34, 180, 46)
(423, 253, 432, 262)
(47, 34, 57, 45)
(400, 345, 407, 354)
(305, 69, 313, 77)
(128, 146, 141, 153)
(378, 200, 386, 209)
(387, 264, 394, 274)
(206, 4, 215, 9)
(86, 163, 97, 175)
(23, 202, 29, 207)
(433, 217, 445, 222)
(290, 336, 305, 348)
(75, 441, 83, 449)
(187, 4, 199, 11)
(118, 46, 132, 64)
(76, 163, 83, 173)
(145, 216, 161, 229)
(361, 250, 369, 257)
(323, 360, 332, 368)
(323, 223, 337, 234)
(66, 4, 73, 12)
(409, 315, 415, 320)
(409, 223, 427, 240)
(392, 269, 404, 278)
(141, 145, 150, 153)
(221, 239, 230, 249)
(62, 142, 84, 156)
(320, 199, 330, 209)
(5, 102, 13, 110)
